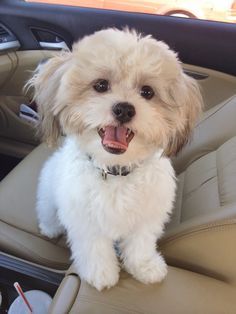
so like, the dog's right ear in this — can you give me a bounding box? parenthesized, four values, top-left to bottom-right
(27, 53, 70, 146)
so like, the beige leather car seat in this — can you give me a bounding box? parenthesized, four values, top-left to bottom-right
(49, 264, 236, 314)
(163, 95, 236, 284)
(0, 144, 70, 269)
(0, 95, 235, 282)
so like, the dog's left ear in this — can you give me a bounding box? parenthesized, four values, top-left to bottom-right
(164, 73, 203, 157)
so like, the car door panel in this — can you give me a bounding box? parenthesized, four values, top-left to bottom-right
(0, 0, 236, 75)
(0, 54, 14, 87)
(183, 64, 236, 110)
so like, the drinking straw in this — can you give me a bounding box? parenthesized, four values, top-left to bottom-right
(13, 282, 33, 313)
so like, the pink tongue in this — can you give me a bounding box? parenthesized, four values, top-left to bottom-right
(102, 126, 128, 149)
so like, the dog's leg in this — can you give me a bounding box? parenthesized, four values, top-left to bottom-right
(36, 168, 64, 238)
(68, 230, 120, 290)
(36, 199, 64, 238)
(120, 227, 167, 284)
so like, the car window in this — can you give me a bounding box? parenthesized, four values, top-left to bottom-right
(26, 0, 236, 24)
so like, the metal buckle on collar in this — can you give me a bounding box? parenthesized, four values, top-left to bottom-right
(101, 169, 108, 180)
(101, 167, 131, 180)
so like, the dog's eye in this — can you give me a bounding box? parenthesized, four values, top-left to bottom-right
(93, 79, 109, 93)
(140, 86, 155, 100)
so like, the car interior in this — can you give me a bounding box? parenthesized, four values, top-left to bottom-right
(0, 0, 236, 312)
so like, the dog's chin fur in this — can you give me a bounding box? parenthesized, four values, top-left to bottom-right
(31, 28, 203, 290)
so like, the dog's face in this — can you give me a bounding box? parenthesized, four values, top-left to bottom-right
(31, 29, 202, 166)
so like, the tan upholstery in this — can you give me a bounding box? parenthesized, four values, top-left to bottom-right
(173, 95, 236, 174)
(0, 96, 39, 158)
(168, 136, 236, 232)
(159, 96, 236, 285)
(49, 266, 236, 314)
(161, 220, 236, 284)
(0, 143, 70, 269)
(183, 64, 236, 111)
(50, 267, 81, 314)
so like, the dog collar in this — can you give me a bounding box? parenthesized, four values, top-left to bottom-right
(101, 165, 131, 180)
(87, 155, 134, 180)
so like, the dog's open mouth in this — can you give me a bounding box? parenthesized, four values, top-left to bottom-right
(98, 126, 134, 154)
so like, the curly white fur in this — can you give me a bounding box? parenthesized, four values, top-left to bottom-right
(33, 28, 202, 290)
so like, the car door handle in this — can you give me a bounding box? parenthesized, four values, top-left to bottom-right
(0, 40, 20, 51)
(39, 41, 69, 51)
(0, 24, 21, 51)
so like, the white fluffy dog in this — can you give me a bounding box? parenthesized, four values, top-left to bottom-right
(30, 28, 202, 290)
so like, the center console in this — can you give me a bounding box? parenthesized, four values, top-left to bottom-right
(0, 252, 64, 311)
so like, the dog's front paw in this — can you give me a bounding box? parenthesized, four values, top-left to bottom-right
(127, 254, 168, 284)
(81, 262, 120, 291)
(39, 222, 64, 238)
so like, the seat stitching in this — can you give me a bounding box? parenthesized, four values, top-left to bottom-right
(161, 220, 236, 246)
(177, 172, 185, 224)
(183, 175, 216, 199)
(215, 149, 222, 207)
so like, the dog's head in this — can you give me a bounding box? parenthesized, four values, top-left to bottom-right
(30, 28, 202, 166)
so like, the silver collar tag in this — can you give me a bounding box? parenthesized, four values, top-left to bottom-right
(101, 169, 108, 180)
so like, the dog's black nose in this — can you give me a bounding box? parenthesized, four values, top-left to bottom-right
(112, 102, 136, 123)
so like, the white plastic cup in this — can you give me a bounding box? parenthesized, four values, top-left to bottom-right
(8, 290, 52, 314)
